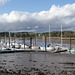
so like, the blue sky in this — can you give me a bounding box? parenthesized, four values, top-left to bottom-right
(0, 0, 75, 32)
(0, 0, 75, 14)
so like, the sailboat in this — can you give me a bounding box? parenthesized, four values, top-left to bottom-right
(0, 32, 13, 51)
(40, 25, 55, 51)
(54, 25, 69, 52)
(31, 33, 39, 50)
(17, 33, 29, 49)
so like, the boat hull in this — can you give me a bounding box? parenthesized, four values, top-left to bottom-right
(67, 49, 75, 54)
(40, 46, 55, 51)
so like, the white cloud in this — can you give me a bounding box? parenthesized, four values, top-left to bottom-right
(0, 0, 10, 6)
(0, 3, 75, 32)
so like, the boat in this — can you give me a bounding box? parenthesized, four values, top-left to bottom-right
(54, 44, 69, 50)
(3, 41, 18, 48)
(11, 42, 19, 48)
(40, 43, 55, 51)
(40, 25, 55, 51)
(54, 25, 69, 52)
(18, 43, 29, 49)
(67, 48, 75, 54)
(0, 46, 13, 51)
(31, 34, 39, 50)
(31, 44, 39, 49)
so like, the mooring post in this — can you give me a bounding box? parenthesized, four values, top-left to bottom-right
(0, 36, 1, 43)
(30, 36, 32, 49)
(24, 33, 25, 49)
(0, 35, 2, 49)
(35, 33, 36, 46)
(44, 33, 46, 51)
(14, 33, 15, 45)
(69, 36, 71, 54)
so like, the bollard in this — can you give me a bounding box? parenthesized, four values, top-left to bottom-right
(30, 37, 32, 49)
(44, 33, 46, 51)
(14, 33, 16, 45)
(69, 36, 71, 54)
(24, 34, 25, 49)
(35, 35, 36, 46)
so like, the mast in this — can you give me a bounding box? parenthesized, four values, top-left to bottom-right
(4, 32, 6, 46)
(49, 25, 50, 43)
(9, 32, 11, 48)
(61, 25, 62, 47)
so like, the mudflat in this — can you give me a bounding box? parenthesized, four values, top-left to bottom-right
(0, 52, 75, 75)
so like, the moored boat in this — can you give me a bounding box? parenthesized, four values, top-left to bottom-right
(18, 44, 29, 49)
(67, 48, 75, 54)
(31, 44, 39, 49)
(54, 44, 69, 50)
(40, 43, 55, 51)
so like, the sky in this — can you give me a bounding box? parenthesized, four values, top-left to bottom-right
(0, 0, 75, 32)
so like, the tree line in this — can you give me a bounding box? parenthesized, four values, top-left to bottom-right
(0, 31, 75, 37)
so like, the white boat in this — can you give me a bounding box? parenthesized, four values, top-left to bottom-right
(54, 25, 69, 51)
(0, 46, 13, 51)
(54, 44, 69, 50)
(19, 44, 29, 49)
(40, 43, 55, 51)
(60, 25, 68, 50)
(40, 25, 55, 51)
(40, 47, 55, 51)
(3, 42, 18, 48)
(11, 42, 19, 48)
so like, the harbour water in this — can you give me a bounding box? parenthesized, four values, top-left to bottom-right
(1, 37, 75, 48)
(30, 38, 75, 49)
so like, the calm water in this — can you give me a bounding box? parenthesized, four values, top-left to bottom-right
(31, 38, 75, 49)
(0, 52, 75, 75)
(1, 38, 75, 48)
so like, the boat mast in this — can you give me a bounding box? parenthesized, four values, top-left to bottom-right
(9, 32, 11, 48)
(61, 25, 62, 47)
(49, 25, 50, 43)
(4, 32, 6, 46)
